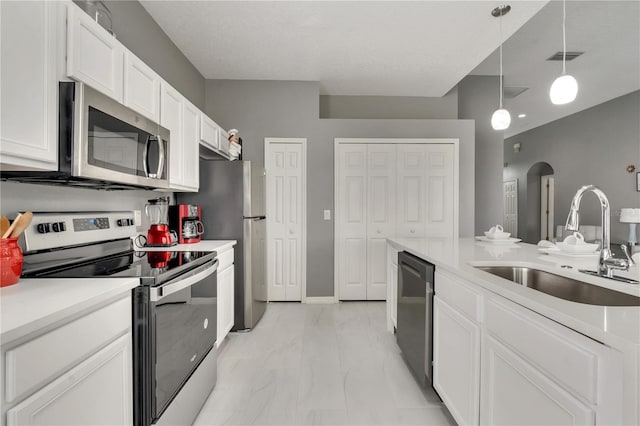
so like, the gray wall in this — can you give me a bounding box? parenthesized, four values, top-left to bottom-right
(79, 0, 206, 109)
(458, 75, 506, 234)
(320, 88, 458, 119)
(205, 79, 475, 298)
(504, 91, 640, 244)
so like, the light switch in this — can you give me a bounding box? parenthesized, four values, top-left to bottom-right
(324, 210, 331, 220)
(134, 210, 142, 226)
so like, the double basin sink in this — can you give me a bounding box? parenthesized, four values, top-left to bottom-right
(475, 266, 640, 306)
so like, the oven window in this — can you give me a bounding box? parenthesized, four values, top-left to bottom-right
(154, 271, 217, 417)
(87, 107, 163, 178)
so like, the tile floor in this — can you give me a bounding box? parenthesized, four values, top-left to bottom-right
(194, 302, 456, 426)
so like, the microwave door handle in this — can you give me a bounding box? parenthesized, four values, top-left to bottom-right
(143, 135, 151, 178)
(150, 259, 219, 302)
(155, 135, 165, 180)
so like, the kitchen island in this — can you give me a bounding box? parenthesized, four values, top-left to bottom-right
(387, 237, 640, 426)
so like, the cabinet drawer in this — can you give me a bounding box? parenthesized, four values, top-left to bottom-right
(4, 296, 131, 403)
(484, 297, 607, 404)
(435, 271, 481, 322)
(217, 248, 234, 272)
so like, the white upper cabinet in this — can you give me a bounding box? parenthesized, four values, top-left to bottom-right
(123, 51, 161, 122)
(200, 114, 220, 151)
(160, 81, 199, 191)
(66, 2, 124, 102)
(181, 99, 200, 190)
(0, 1, 63, 171)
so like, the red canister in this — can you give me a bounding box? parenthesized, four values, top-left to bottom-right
(0, 238, 23, 287)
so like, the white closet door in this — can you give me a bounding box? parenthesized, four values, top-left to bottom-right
(366, 144, 396, 300)
(267, 142, 303, 301)
(424, 144, 455, 237)
(337, 144, 368, 300)
(503, 179, 518, 236)
(397, 145, 427, 238)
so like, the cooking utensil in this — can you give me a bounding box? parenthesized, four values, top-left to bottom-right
(0, 217, 10, 238)
(2, 213, 22, 239)
(10, 212, 33, 238)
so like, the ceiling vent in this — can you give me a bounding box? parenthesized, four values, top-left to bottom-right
(547, 51, 584, 61)
(504, 86, 528, 99)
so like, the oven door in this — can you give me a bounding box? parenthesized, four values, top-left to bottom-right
(68, 82, 170, 189)
(134, 259, 218, 426)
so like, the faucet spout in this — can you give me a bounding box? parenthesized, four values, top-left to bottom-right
(565, 185, 626, 278)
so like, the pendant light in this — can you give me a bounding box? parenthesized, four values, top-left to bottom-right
(491, 5, 511, 131)
(549, 0, 578, 104)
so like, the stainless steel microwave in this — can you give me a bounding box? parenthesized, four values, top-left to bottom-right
(1, 82, 170, 190)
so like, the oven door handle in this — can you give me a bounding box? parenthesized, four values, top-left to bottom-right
(150, 259, 219, 302)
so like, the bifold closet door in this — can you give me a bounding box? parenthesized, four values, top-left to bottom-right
(424, 144, 455, 238)
(366, 144, 396, 300)
(337, 144, 368, 300)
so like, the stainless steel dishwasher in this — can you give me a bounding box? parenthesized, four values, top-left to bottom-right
(396, 251, 435, 387)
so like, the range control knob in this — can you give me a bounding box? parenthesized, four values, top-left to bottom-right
(36, 223, 51, 234)
(51, 222, 66, 233)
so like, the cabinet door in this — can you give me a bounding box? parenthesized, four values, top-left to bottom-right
(366, 144, 396, 300)
(217, 265, 235, 345)
(66, 2, 123, 102)
(123, 52, 160, 122)
(433, 296, 480, 426)
(480, 333, 594, 426)
(181, 99, 200, 191)
(397, 145, 427, 238)
(160, 82, 183, 188)
(1, 1, 60, 170)
(424, 144, 455, 238)
(6, 334, 133, 426)
(337, 144, 367, 300)
(200, 114, 220, 150)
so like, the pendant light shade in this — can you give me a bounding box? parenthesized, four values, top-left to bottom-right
(550, 74, 578, 104)
(491, 108, 511, 130)
(550, 0, 578, 104)
(491, 5, 511, 131)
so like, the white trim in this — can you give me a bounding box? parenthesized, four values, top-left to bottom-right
(334, 138, 460, 303)
(264, 137, 308, 303)
(304, 297, 338, 304)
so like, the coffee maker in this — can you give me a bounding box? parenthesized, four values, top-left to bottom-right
(145, 197, 177, 247)
(169, 204, 204, 244)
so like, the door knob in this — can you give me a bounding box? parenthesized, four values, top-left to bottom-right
(289, 229, 294, 234)
(410, 229, 415, 234)
(377, 229, 382, 234)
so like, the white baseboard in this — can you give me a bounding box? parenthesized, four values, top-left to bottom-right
(304, 297, 337, 304)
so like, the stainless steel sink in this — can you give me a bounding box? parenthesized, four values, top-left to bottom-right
(475, 266, 640, 306)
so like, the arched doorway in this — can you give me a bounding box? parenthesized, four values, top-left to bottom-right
(525, 162, 554, 243)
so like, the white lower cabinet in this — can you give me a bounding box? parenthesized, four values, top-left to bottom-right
(432, 270, 623, 426)
(386, 244, 399, 332)
(217, 247, 235, 346)
(1, 295, 133, 425)
(433, 296, 480, 426)
(480, 333, 594, 426)
(6, 334, 133, 426)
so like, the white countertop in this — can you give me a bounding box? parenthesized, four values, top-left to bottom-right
(134, 239, 236, 253)
(0, 278, 139, 344)
(1, 241, 235, 345)
(388, 237, 640, 346)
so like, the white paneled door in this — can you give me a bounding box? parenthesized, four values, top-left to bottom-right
(366, 144, 397, 300)
(503, 179, 518, 236)
(336, 139, 458, 301)
(337, 144, 368, 300)
(266, 139, 306, 301)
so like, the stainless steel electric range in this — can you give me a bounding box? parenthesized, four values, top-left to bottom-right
(21, 211, 219, 426)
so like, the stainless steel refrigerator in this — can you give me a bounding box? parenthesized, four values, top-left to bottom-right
(178, 160, 267, 330)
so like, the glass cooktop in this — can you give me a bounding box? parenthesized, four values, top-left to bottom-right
(23, 250, 216, 286)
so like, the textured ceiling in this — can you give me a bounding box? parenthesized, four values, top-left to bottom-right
(140, 0, 548, 97)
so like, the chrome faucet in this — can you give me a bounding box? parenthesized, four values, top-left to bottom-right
(565, 185, 631, 280)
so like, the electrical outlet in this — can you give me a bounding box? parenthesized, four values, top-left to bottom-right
(134, 210, 142, 226)
(324, 210, 331, 220)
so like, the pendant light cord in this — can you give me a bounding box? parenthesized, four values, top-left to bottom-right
(499, 7, 504, 108)
(562, 0, 567, 74)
